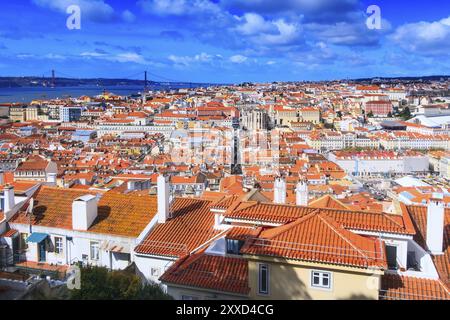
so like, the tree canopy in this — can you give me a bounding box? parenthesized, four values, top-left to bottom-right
(70, 265, 172, 300)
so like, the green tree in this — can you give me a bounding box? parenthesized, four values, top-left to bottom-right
(400, 106, 412, 120)
(367, 111, 374, 118)
(70, 265, 172, 300)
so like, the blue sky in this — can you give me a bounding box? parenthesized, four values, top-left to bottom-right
(0, 0, 449, 83)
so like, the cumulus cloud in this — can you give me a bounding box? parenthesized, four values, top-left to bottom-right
(390, 16, 450, 55)
(81, 51, 150, 64)
(168, 52, 223, 67)
(230, 55, 248, 63)
(122, 10, 136, 23)
(138, 0, 221, 16)
(32, 0, 115, 22)
(234, 14, 302, 46)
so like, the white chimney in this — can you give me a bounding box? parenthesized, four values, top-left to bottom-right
(426, 193, 445, 255)
(157, 174, 170, 223)
(72, 195, 98, 231)
(296, 181, 309, 206)
(274, 177, 286, 204)
(47, 173, 57, 186)
(3, 184, 15, 213)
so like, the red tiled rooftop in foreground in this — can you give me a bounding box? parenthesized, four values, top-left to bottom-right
(160, 250, 250, 296)
(380, 274, 450, 300)
(9, 186, 157, 237)
(15, 261, 68, 275)
(226, 201, 415, 235)
(241, 212, 386, 269)
(135, 198, 220, 258)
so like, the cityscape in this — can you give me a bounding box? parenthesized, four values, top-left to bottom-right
(0, 0, 449, 307)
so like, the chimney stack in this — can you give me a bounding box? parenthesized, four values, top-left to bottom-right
(3, 184, 15, 213)
(296, 180, 309, 206)
(157, 174, 170, 223)
(426, 193, 445, 255)
(274, 177, 286, 204)
(72, 195, 98, 231)
(47, 173, 57, 186)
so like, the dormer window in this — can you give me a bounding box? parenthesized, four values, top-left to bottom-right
(226, 238, 243, 255)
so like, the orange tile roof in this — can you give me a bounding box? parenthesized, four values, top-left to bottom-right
(10, 186, 97, 229)
(0, 229, 17, 237)
(380, 274, 450, 300)
(9, 186, 157, 237)
(309, 195, 352, 210)
(406, 205, 450, 288)
(16, 155, 49, 171)
(135, 198, 220, 258)
(0, 181, 39, 193)
(225, 202, 415, 235)
(160, 250, 250, 295)
(241, 212, 386, 269)
(89, 192, 157, 237)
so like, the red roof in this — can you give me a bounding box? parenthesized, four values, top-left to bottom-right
(135, 198, 220, 257)
(241, 212, 386, 269)
(160, 250, 250, 295)
(380, 274, 450, 300)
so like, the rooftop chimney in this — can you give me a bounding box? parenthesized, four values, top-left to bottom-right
(274, 177, 286, 204)
(296, 180, 308, 206)
(426, 193, 445, 255)
(157, 174, 170, 223)
(3, 184, 15, 213)
(72, 195, 98, 231)
(47, 173, 57, 186)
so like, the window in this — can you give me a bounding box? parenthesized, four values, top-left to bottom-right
(226, 239, 243, 255)
(151, 267, 160, 277)
(20, 233, 28, 250)
(90, 241, 100, 260)
(55, 237, 63, 255)
(311, 271, 332, 289)
(386, 245, 398, 270)
(258, 264, 269, 295)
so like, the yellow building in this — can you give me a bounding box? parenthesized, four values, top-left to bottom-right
(9, 105, 26, 122)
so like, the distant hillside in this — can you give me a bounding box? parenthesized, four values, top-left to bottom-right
(0, 77, 218, 88)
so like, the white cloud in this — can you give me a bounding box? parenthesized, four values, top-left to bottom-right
(235, 13, 274, 36)
(391, 16, 450, 55)
(122, 10, 136, 23)
(139, 0, 221, 16)
(235, 14, 302, 46)
(32, 0, 115, 22)
(230, 55, 248, 63)
(81, 52, 149, 64)
(168, 52, 221, 67)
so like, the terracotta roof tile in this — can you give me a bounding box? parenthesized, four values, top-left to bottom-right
(241, 212, 386, 269)
(380, 274, 450, 300)
(160, 250, 250, 295)
(135, 198, 220, 257)
(9, 186, 157, 237)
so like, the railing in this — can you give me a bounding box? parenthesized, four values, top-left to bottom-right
(136, 240, 189, 257)
(379, 289, 450, 300)
(246, 237, 385, 268)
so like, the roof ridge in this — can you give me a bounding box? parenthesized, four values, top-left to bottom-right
(318, 213, 370, 262)
(261, 209, 321, 239)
